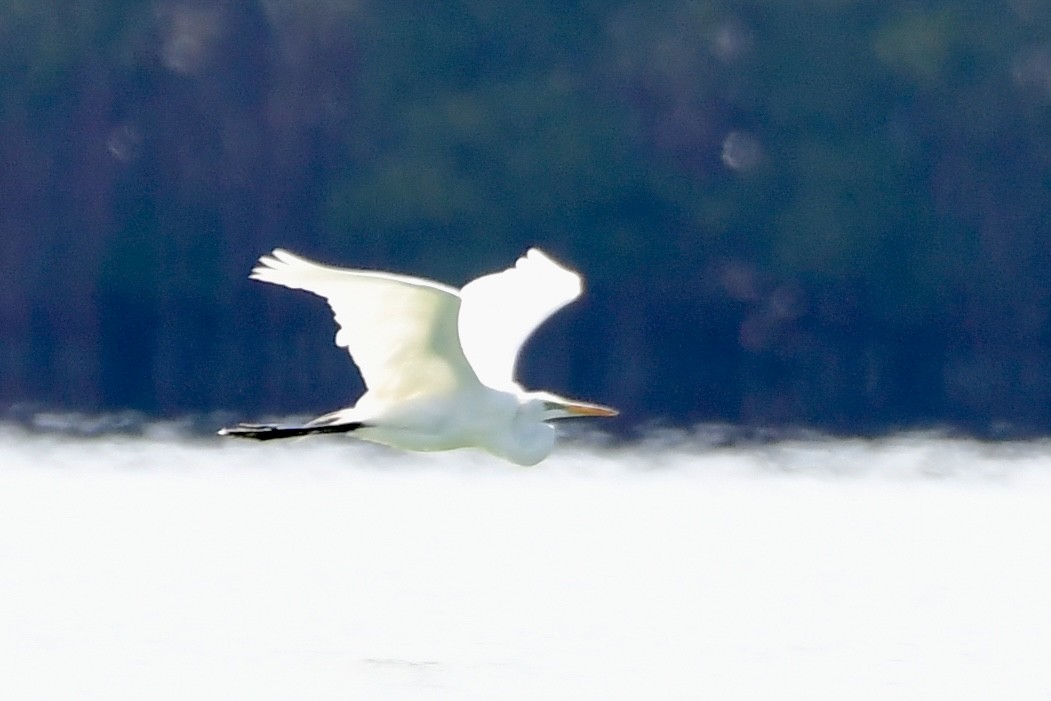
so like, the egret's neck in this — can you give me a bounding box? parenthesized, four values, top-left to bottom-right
(484, 394, 555, 466)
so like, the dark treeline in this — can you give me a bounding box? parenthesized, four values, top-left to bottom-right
(3, 0, 1051, 433)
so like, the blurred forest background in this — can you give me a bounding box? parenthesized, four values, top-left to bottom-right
(3, 0, 1051, 434)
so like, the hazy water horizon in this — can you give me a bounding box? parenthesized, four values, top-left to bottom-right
(2, 419, 1050, 699)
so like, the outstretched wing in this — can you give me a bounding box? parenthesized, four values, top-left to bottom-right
(251, 249, 480, 401)
(457, 248, 582, 390)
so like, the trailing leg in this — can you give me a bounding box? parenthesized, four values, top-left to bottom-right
(218, 421, 364, 441)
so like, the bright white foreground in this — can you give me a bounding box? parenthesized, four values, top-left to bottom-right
(1, 426, 1050, 700)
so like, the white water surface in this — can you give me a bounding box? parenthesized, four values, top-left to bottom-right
(1, 425, 1050, 700)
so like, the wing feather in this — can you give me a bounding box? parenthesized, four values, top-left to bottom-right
(457, 248, 582, 389)
(251, 249, 480, 401)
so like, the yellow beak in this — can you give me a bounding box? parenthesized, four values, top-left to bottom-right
(563, 400, 619, 417)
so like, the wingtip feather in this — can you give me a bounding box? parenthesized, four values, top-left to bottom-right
(249, 248, 319, 283)
(517, 247, 582, 297)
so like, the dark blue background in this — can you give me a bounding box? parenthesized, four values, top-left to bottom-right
(3, 1, 1051, 435)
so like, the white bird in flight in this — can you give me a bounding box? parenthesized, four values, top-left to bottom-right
(219, 248, 617, 465)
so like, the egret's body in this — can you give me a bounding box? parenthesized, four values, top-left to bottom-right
(220, 248, 616, 465)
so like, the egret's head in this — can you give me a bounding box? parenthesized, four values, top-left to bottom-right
(528, 391, 619, 422)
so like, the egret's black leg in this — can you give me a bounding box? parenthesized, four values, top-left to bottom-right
(218, 421, 365, 441)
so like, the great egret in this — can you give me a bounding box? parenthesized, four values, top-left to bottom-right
(219, 248, 617, 465)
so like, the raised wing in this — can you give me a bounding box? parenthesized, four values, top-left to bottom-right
(457, 248, 582, 390)
(251, 249, 480, 402)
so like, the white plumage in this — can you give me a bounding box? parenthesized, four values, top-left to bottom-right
(220, 248, 616, 465)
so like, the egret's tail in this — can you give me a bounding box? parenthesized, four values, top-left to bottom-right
(218, 421, 364, 441)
